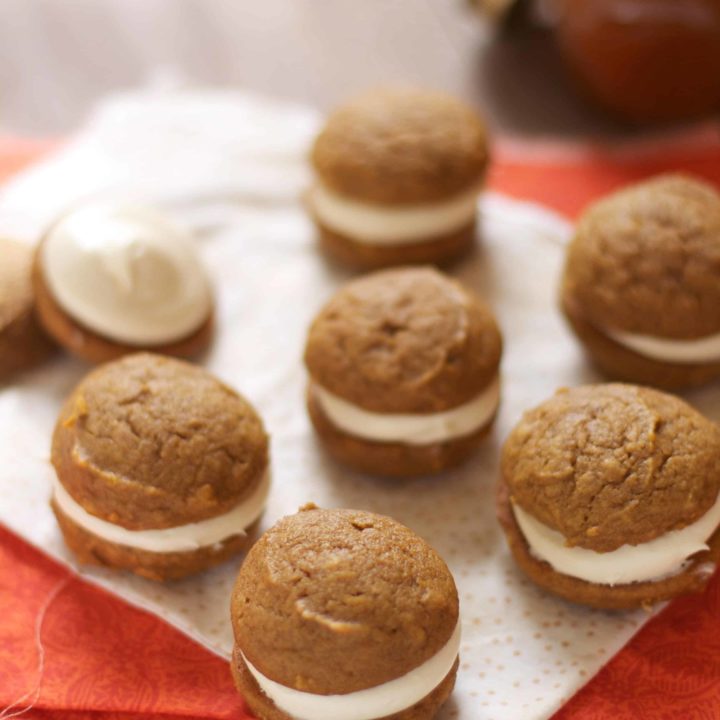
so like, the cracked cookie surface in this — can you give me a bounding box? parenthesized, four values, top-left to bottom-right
(51, 352, 268, 529)
(501, 383, 720, 552)
(304, 267, 501, 413)
(231, 505, 458, 694)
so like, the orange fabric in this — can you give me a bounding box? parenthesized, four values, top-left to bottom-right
(0, 526, 249, 719)
(1, 130, 720, 719)
(555, 571, 720, 720)
(492, 128, 720, 218)
(0, 137, 59, 183)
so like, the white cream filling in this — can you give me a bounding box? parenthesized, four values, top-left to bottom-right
(52, 470, 270, 553)
(242, 620, 460, 720)
(313, 376, 499, 445)
(42, 202, 212, 345)
(512, 491, 720, 585)
(605, 327, 720, 364)
(309, 182, 479, 245)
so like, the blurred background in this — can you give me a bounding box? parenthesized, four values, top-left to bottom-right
(0, 0, 648, 136)
(2, 0, 719, 135)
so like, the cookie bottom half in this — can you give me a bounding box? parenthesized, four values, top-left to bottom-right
(496, 479, 720, 610)
(231, 645, 459, 720)
(561, 292, 720, 390)
(307, 389, 495, 478)
(52, 500, 258, 581)
(315, 218, 477, 271)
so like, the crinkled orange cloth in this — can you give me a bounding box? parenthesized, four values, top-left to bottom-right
(1, 129, 720, 720)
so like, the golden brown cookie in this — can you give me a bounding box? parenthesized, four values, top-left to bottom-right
(561, 174, 720, 389)
(33, 202, 215, 364)
(304, 267, 502, 477)
(497, 383, 720, 609)
(51, 353, 270, 581)
(0, 239, 55, 381)
(230, 505, 459, 720)
(308, 88, 489, 269)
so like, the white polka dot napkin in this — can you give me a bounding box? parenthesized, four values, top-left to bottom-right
(0, 89, 665, 719)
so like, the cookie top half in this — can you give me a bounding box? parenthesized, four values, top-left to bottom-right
(563, 174, 720, 339)
(51, 352, 268, 529)
(304, 267, 502, 413)
(502, 383, 720, 552)
(231, 506, 458, 694)
(311, 88, 489, 205)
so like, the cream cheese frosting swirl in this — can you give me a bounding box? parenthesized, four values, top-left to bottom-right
(312, 375, 500, 445)
(41, 202, 212, 345)
(241, 620, 461, 720)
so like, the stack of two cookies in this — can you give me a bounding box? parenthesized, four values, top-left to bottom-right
(498, 175, 720, 610)
(51, 351, 467, 719)
(304, 88, 502, 479)
(308, 88, 490, 270)
(23, 198, 273, 581)
(305, 267, 502, 478)
(50, 353, 271, 581)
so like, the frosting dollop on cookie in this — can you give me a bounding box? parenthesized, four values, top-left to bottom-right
(42, 202, 212, 345)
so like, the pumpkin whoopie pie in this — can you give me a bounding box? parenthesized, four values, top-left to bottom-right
(0, 238, 55, 381)
(561, 174, 720, 389)
(308, 88, 490, 269)
(304, 267, 502, 477)
(497, 383, 720, 610)
(33, 201, 214, 364)
(230, 505, 460, 720)
(51, 353, 270, 581)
